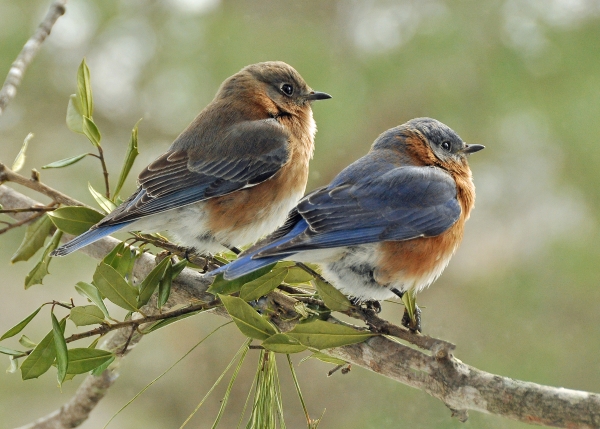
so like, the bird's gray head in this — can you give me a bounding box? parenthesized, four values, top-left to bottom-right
(374, 117, 484, 167)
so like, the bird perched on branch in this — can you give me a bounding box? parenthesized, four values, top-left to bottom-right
(53, 61, 331, 257)
(211, 118, 483, 331)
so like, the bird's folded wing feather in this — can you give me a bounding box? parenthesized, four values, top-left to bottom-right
(96, 119, 290, 226)
(255, 165, 461, 256)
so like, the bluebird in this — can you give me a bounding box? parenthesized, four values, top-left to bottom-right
(52, 62, 331, 257)
(211, 118, 484, 331)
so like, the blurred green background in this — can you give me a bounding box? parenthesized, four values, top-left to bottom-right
(1, 0, 600, 428)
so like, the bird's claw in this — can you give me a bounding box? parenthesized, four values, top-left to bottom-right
(350, 297, 382, 314)
(401, 305, 422, 333)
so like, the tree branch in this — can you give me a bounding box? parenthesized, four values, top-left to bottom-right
(2, 183, 600, 429)
(0, 0, 67, 116)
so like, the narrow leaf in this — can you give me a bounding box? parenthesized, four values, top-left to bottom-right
(83, 116, 101, 147)
(93, 263, 139, 312)
(20, 318, 66, 380)
(402, 290, 417, 326)
(157, 261, 173, 308)
(219, 295, 277, 340)
(74, 282, 110, 319)
(0, 305, 43, 340)
(137, 257, 170, 307)
(313, 278, 352, 312)
(262, 334, 307, 354)
(66, 348, 113, 374)
(287, 320, 374, 350)
(51, 313, 68, 385)
(88, 183, 116, 213)
(114, 120, 141, 197)
(70, 305, 105, 326)
(170, 259, 187, 280)
(301, 351, 347, 366)
(42, 153, 89, 169)
(48, 206, 104, 235)
(239, 268, 288, 302)
(66, 94, 84, 134)
(11, 214, 53, 263)
(24, 230, 63, 289)
(12, 133, 34, 172)
(77, 59, 93, 117)
(103, 242, 137, 279)
(0, 346, 24, 356)
(207, 263, 276, 296)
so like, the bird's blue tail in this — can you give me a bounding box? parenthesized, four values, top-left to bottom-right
(51, 223, 129, 257)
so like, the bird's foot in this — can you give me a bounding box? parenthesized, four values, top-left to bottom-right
(350, 297, 382, 314)
(401, 305, 422, 333)
(391, 288, 422, 333)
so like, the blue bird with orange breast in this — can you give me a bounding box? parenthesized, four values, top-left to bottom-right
(211, 118, 484, 331)
(52, 61, 331, 257)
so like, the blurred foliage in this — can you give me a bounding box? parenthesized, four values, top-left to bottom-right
(1, 0, 600, 428)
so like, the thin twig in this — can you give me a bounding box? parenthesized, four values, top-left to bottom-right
(95, 144, 110, 198)
(0, 0, 67, 116)
(0, 211, 46, 234)
(0, 205, 57, 213)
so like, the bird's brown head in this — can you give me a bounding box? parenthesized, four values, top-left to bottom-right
(374, 117, 484, 175)
(217, 61, 331, 119)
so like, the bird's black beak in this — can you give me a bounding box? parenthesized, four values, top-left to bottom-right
(462, 144, 485, 154)
(306, 91, 332, 101)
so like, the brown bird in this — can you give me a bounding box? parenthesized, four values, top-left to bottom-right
(53, 61, 331, 256)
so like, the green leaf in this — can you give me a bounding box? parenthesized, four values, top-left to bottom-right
(114, 120, 141, 197)
(66, 94, 84, 134)
(91, 355, 115, 376)
(137, 257, 170, 307)
(262, 334, 307, 354)
(302, 352, 346, 366)
(0, 305, 43, 340)
(157, 261, 173, 308)
(11, 214, 53, 263)
(170, 259, 187, 280)
(77, 59, 93, 118)
(74, 282, 110, 319)
(219, 295, 277, 340)
(0, 346, 24, 356)
(140, 310, 203, 334)
(19, 335, 37, 348)
(24, 229, 63, 289)
(42, 153, 89, 169)
(48, 206, 104, 235)
(51, 313, 68, 385)
(20, 318, 66, 380)
(70, 305, 105, 326)
(103, 242, 137, 278)
(313, 278, 352, 312)
(93, 262, 138, 312)
(82, 116, 101, 147)
(66, 348, 113, 374)
(287, 320, 374, 350)
(239, 268, 288, 302)
(88, 182, 116, 214)
(12, 132, 34, 172)
(207, 263, 276, 296)
(284, 267, 314, 284)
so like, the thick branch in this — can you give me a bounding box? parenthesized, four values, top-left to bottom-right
(0, 0, 67, 116)
(3, 183, 600, 429)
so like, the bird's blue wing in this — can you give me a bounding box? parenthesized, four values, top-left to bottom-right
(96, 119, 290, 226)
(254, 165, 461, 257)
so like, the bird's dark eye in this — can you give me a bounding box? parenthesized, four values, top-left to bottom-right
(280, 84, 294, 96)
(441, 141, 452, 151)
